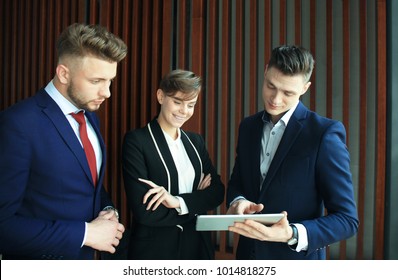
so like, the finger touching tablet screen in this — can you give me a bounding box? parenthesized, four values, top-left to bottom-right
(195, 213, 284, 231)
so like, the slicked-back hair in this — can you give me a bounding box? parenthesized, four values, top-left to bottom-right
(159, 69, 202, 100)
(56, 23, 127, 63)
(268, 45, 314, 83)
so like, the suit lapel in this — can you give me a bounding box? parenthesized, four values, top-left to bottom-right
(149, 119, 179, 195)
(250, 114, 264, 197)
(36, 91, 97, 187)
(180, 131, 201, 190)
(260, 102, 307, 194)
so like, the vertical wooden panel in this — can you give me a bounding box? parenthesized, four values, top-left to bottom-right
(309, 0, 316, 111)
(151, 0, 163, 118)
(62, 0, 71, 26)
(191, 0, 206, 134)
(97, 0, 115, 227)
(130, 0, 142, 129)
(279, 0, 286, 44)
(206, 0, 219, 185)
(357, 0, 368, 260)
(111, 0, 120, 218)
(374, 0, 387, 260)
(119, 0, 132, 226)
(0, 0, 5, 107)
(31, 1, 40, 97)
(77, 0, 86, 22)
(191, 0, 206, 76)
(295, 0, 302, 45)
(249, 0, 258, 114)
(0, 0, 3, 107)
(140, 0, 152, 125)
(88, 0, 98, 24)
(326, 0, 333, 118)
(192, 0, 220, 249)
(10, 0, 18, 105)
(340, 0, 350, 260)
(45, 0, 54, 88)
(324, 1, 333, 260)
(178, 0, 188, 69)
(235, 0, 244, 134)
(218, 0, 231, 258)
(231, 0, 245, 258)
(22, 0, 32, 101)
(264, 0, 272, 64)
(113, 0, 123, 219)
(38, 1, 46, 88)
(161, 0, 173, 76)
(15, 1, 24, 102)
(342, 0, 350, 142)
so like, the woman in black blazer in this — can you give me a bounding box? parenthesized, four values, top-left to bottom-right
(122, 69, 225, 259)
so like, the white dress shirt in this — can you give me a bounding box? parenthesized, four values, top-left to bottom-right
(162, 128, 195, 215)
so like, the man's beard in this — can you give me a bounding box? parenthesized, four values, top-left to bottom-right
(66, 81, 90, 111)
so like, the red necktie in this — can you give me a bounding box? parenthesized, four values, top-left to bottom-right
(71, 111, 98, 187)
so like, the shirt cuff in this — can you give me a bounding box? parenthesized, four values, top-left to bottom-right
(292, 223, 308, 252)
(175, 196, 189, 215)
(81, 222, 87, 248)
(229, 196, 246, 207)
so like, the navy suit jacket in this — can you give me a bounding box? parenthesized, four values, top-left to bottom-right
(227, 101, 359, 260)
(0, 89, 113, 259)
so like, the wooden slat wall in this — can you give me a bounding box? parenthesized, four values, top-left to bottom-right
(357, 0, 368, 260)
(0, 0, 84, 110)
(309, 0, 317, 110)
(0, 0, 388, 260)
(340, 0, 350, 260)
(375, 0, 387, 260)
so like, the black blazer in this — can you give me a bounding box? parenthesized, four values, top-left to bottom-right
(122, 118, 225, 259)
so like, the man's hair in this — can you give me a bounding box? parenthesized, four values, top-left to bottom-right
(268, 45, 314, 82)
(159, 69, 202, 100)
(56, 23, 127, 63)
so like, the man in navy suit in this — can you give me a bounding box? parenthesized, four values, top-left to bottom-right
(226, 45, 359, 260)
(0, 23, 127, 259)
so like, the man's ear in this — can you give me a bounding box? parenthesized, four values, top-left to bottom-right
(264, 64, 269, 77)
(302, 81, 311, 94)
(55, 64, 70, 85)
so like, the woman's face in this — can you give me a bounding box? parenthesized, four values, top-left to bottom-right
(156, 89, 199, 137)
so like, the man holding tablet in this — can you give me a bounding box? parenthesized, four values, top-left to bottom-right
(225, 45, 359, 260)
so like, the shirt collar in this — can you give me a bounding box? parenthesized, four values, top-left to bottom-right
(262, 101, 299, 126)
(45, 80, 81, 115)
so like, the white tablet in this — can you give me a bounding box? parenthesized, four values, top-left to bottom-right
(195, 213, 284, 231)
